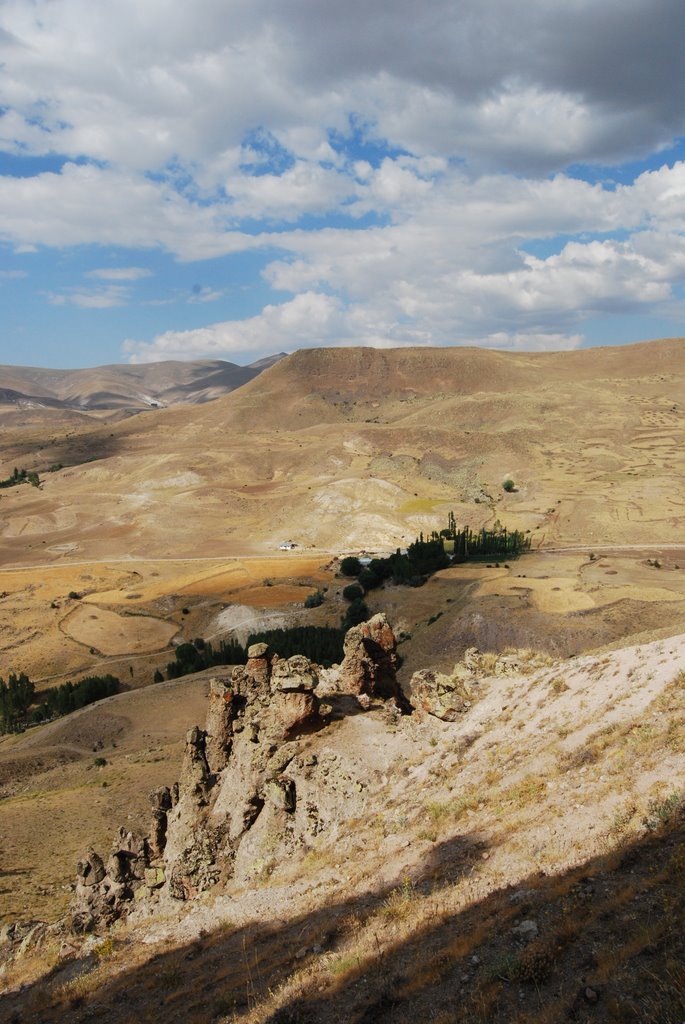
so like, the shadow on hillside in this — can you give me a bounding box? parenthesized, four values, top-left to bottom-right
(2, 820, 685, 1024)
(1, 425, 122, 472)
(325, 694, 395, 721)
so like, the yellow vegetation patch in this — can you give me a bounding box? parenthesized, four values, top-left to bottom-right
(61, 604, 178, 656)
(233, 584, 315, 608)
(81, 555, 329, 605)
(434, 565, 509, 582)
(591, 584, 685, 607)
(475, 576, 595, 613)
(398, 496, 443, 514)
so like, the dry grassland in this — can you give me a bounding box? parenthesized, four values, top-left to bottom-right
(0, 675, 211, 922)
(0, 555, 332, 687)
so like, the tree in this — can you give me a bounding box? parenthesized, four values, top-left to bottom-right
(342, 597, 369, 629)
(340, 556, 362, 577)
(358, 567, 379, 591)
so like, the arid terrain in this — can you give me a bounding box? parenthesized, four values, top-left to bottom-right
(1, 339, 685, 1022)
(1, 339, 684, 687)
(1, 340, 685, 570)
(0, 354, 283, 417)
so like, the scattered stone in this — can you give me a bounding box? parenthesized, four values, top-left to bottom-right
(266, 777, 297, 812)
(59, 939, 79, 960)
(409, 668, 473, 721)
(512, 920, 538, 940)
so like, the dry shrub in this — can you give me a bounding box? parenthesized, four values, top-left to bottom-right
(381, 878, 419, 921)
(515, 943, 557, 984)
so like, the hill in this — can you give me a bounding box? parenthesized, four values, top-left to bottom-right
(0, 354, 285, 417)
(1, 621, 684, 1023)
(1, 339, 684, 569)
(1, 340, 685, 1022)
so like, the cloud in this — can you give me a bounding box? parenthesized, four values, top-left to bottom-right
(3, 1, 685, 178)
(121, 159, 685, 359)
(0, 162, 262, 259)
(3, 1, 685, 359)
(85, 267, 153, 281)
(188, 286, 223, 303)
(123, 291, 344, 361)
(47, 284, 129, 308)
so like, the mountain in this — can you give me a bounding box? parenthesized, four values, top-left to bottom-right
(1, 340, 685, 1024)
(0, 338, 684, 568)
(0, 353, 286, 415)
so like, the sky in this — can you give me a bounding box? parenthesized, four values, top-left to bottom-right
(2, 1, 685, 368)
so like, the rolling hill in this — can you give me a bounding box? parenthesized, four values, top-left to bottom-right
(0, 353, 285, 416)
(1, 339, 684, 567)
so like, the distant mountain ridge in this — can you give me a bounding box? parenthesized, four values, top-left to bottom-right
(0, 353, 286, 414)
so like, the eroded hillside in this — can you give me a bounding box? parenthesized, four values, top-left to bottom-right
(1, 619, 684, 1023)
(1, 340, 684, 570)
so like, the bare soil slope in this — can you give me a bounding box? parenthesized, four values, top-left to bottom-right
(2, 630, 685, 1023)
(1, 340, 684, 571)
(0, 353, 283, 416)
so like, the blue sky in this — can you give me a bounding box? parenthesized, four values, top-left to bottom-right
(1, 0, 685, 368)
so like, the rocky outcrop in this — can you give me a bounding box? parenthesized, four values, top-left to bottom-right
(339, 613, 412, 712)
(70, 829, 152, 933)
(179, 726, 211, 803)
(205, 679, 235, 774)
(409, 646, 542, 721)
(409, 668, 473, 722)
(70, 645, 328, 929)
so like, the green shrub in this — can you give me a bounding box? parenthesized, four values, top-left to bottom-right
(340, 556, 362, 577)
(342, 583, 364, 602)
(247, 626, 344, 667)
(502, 478, 516, 492)
(342, 597, 369, 629)
(304, 590, 324, 608)
(358, 567, 379, 590)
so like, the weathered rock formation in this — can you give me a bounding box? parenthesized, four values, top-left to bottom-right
(69, 621, 428, 934)
(71, 828, 154, 933)
(409, 668, 473, 722)
(339, 613, 412, 712)
(70, 646, 329, 931)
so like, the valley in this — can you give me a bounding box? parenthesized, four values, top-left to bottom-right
(1, 340, 685, 1023)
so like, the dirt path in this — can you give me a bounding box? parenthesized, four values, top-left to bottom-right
(0, 551, 344, 572)
(537, 543, 685, 555)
